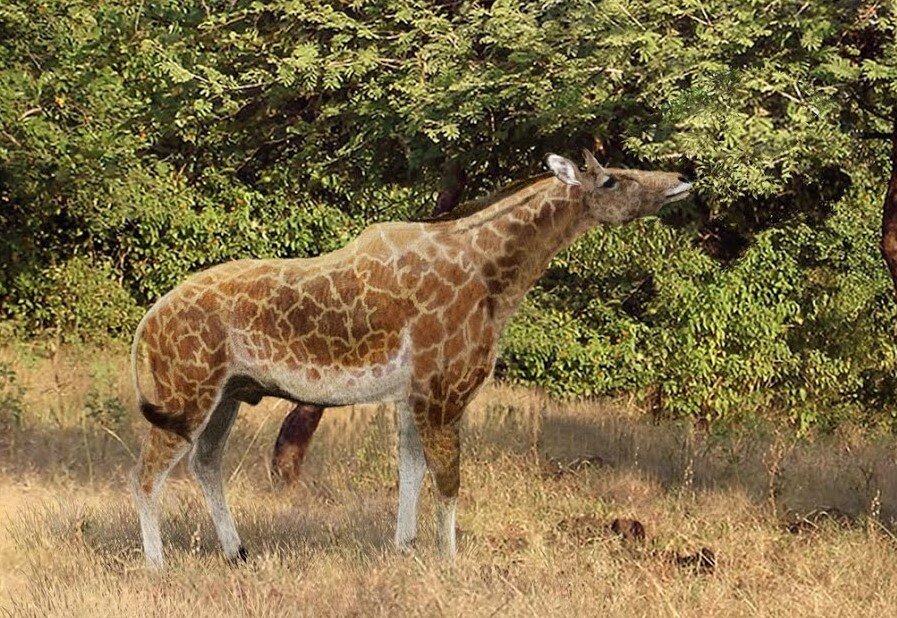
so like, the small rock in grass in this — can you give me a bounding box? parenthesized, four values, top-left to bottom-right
(674, 547, 716, 573)
(785, 507, 854, 535)
(570, 455, 607, 470)
(610, 518, 646, 542)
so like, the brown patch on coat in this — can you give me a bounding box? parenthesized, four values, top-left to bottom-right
(412, 313, 444, 350)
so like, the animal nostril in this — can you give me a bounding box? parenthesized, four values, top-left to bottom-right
(677, 175, 689, 183)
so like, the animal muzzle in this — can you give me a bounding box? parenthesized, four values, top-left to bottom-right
(663, 180, 693, 204)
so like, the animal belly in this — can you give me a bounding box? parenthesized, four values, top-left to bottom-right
(270, 361, 411, 406)
(230, 327, 412, 406)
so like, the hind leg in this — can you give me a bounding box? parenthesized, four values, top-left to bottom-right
(189, 397, 245, 561)
(131, 427, 191, 567)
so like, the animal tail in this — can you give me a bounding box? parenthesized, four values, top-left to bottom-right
(131, 307, 192, 442)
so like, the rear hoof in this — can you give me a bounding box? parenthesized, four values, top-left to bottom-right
(228, 546, 248, 564)
(395, 539, 416, 555)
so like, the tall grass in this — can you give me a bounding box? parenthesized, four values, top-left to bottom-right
(2, 346, 897, 616)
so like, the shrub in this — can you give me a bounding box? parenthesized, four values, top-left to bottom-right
(2, 0, 896, 430)
(0, 362, 24, 429)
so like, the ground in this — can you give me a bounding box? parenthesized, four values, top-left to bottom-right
(2, 347, 897, 616)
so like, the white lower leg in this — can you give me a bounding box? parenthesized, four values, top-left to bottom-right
(132, 471, 165, 568)
(131, 436, 189, 568)
(395, 405, 426, 551)
(193, 464, 243, 559)
(436, 497, 457, 559)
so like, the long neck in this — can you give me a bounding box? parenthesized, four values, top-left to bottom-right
(452, 178, 587, 325)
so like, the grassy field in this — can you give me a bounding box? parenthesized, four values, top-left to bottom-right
(3, 346, 897, 616)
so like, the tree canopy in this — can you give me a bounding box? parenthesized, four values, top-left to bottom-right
(2, 0, 896, 429)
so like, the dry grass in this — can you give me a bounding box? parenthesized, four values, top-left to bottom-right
(3, 345, 897, 616)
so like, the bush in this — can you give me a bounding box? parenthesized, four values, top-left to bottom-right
(9, 257, 142, 342)
(0, 362, 24, 429)
(502, 170, 897, 431)
(2, 1, 896, 429)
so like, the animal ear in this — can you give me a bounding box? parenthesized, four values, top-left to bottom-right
(546, 154, 581, 186)
(581, 149, 605, 175)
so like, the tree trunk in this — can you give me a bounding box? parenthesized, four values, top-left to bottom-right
(880, 111, 897, 295)
(432, 160, 467, 217)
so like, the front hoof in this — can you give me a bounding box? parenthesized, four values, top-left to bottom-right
(395, 539, 416, 555)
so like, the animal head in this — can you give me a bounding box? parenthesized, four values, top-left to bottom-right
(546, 150, 692, 224)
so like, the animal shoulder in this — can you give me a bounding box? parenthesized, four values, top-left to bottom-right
(349, 221, 440, 256)
(182, 258, 269, 287)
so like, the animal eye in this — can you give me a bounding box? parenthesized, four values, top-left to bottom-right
(601, 176, 617, 189)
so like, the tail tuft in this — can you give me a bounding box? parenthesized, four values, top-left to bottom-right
(140, 400, 192, 442)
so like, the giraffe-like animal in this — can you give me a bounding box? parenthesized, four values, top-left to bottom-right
(130, 151, 692, 566)
(271, 161, 469, 483)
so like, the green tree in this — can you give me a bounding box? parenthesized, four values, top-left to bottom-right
(1, 0, 896, 428)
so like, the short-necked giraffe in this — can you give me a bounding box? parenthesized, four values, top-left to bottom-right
(131, 151, 692, 566)
(271, 163, 469, 483)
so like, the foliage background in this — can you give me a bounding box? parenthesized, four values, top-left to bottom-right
(2, 0, 896, 430)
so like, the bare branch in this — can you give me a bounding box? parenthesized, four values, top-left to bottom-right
(0, 131, 22, 148)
